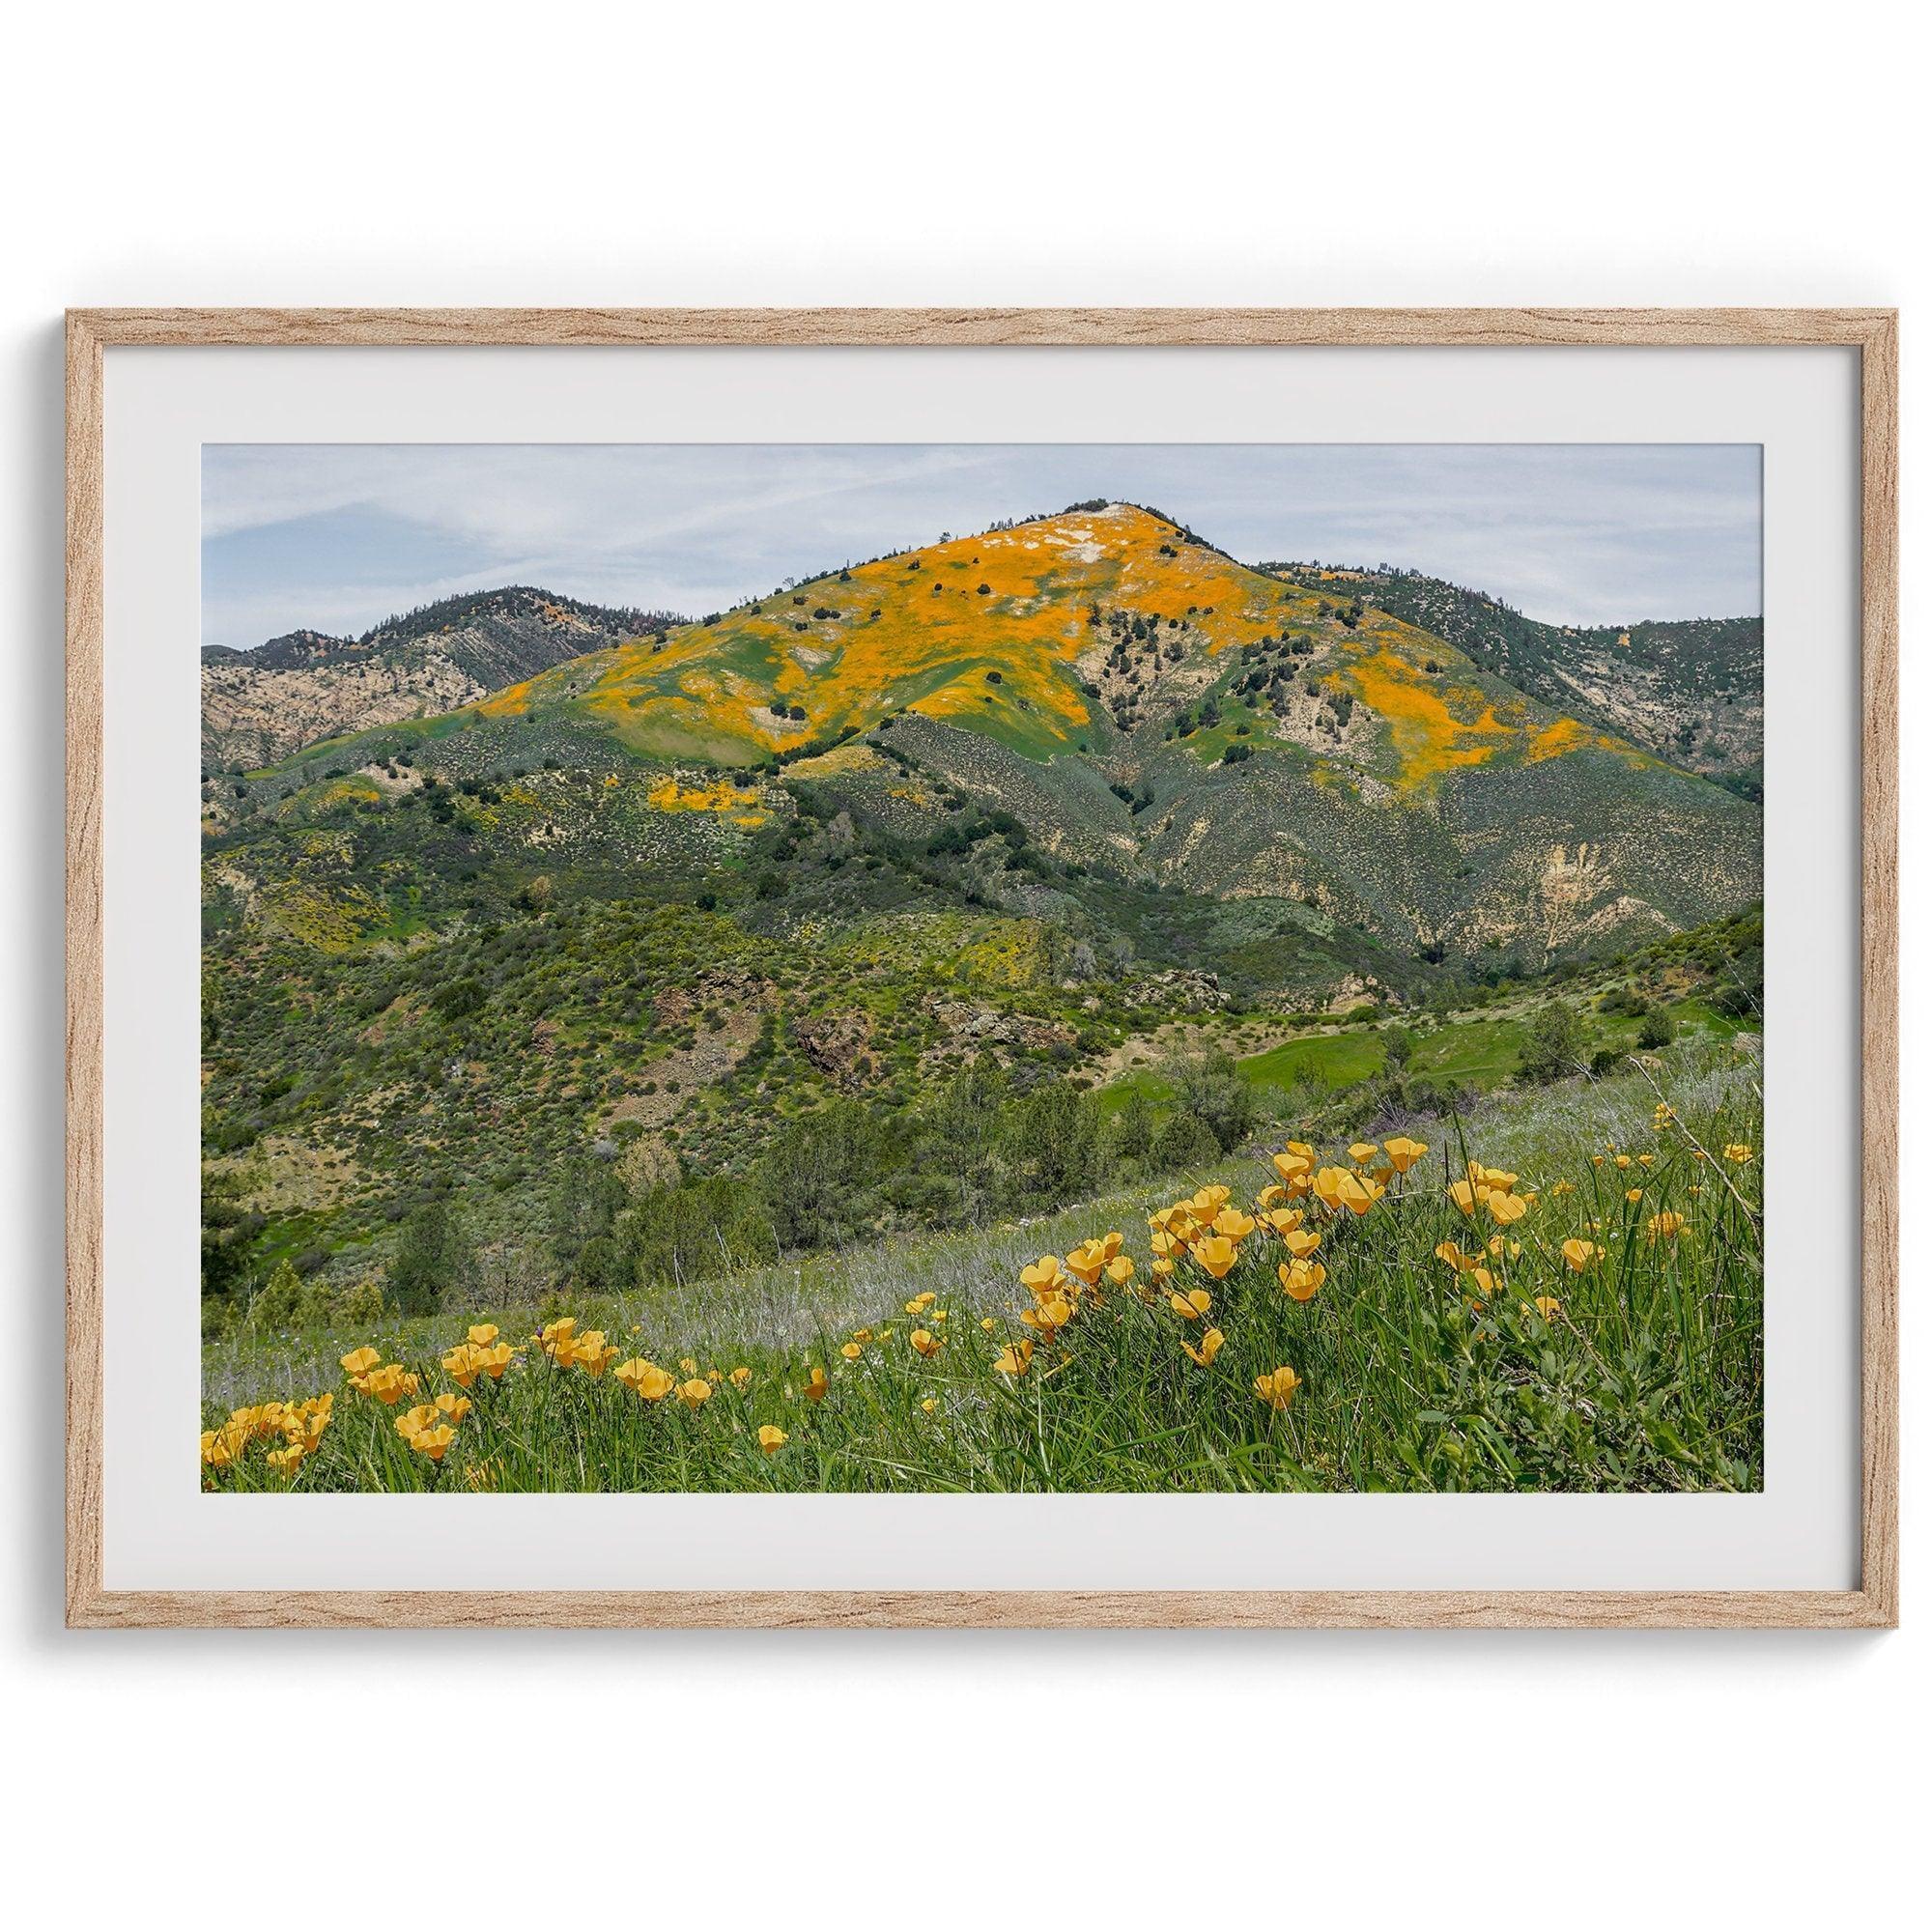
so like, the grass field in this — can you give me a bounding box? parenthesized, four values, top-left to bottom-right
(203, 1037, 1763, 1494)
(1091, 988, 1741, 1124)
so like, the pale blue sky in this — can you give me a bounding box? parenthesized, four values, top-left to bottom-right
(202, 443, 1761, 651)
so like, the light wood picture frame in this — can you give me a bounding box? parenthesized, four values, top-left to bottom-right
(65, 307, 1898, 1630)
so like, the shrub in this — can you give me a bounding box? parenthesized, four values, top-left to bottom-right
(1150, 1108, 1219, 1173)
(1162, 1048, 1257, 1154)
(1517, 1003, 1584, 1084)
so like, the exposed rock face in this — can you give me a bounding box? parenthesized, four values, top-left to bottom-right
(1121, 969, 1226, 1012)
(791, 1008, 878, 1089)
(930, 1002, 1080, 1054)
(1322, 972, 1391, 1013)
(201, 586, 678, 769)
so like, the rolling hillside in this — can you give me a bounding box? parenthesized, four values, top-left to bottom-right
(200, 499, 1762, 1312)
(213, 502, 1759, 959)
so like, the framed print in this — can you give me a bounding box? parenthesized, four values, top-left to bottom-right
(65, 308, 1897, 1628)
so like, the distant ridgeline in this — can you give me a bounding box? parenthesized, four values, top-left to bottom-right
(1262, 561, 1762, 800)
(202, 585, 686, 768)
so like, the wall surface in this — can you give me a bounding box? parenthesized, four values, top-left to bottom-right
(4, 4, 1920, 1923)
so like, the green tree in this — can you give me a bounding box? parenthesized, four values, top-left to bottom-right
(1163, 1048, 1257, 1153)
(388, 1197, 471, 1315)
(1517, 1004, 1584, 1084)
(1150, 1108, 1219, 1175)
(1001, 1079, 1102, 1208)
(1635, 1009, 1676, 1050)
(1109, 1085, 1157, 1170)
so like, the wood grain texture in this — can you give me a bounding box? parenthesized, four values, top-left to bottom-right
(67, 305, 1896, 349)
(61, 1587, 1896, 1632)
(1857, 313, 1900, 1628)
(62, 307, 1900, 1631)
(65, 313, 104, 1632)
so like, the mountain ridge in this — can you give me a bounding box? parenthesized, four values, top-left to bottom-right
(201, 584, 683, 769)
(204, 500, 1759, 964)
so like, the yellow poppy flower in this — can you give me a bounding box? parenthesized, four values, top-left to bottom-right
(434, 1392, 471, 1422)
(1349, 1141, 1378, 1164)
(615, 1358, 676, 1402)
(1169, 1288, 1212, 1321)
(1281, 1227, 1321, 1260)
(1560, 1238, 1601, 1272)
(910, 1329, 941, 1358)
(467, 1324, 498, 1347)
(1150, 1256, 1176, 1282)
(1382, 1136, 1429, 1174)
(904, 1293, 936, 1314)
(1278, 1259, 1326, 1302)
(1256, 1184, 1287, 1209)
(1191, 1185, 1231, 1219)
(340, 1346, 382, 1379)
(840, 1341, 865, 1361)
(1262, 1206, 1306, 1236)
(440, 1342, 481, 1389)
(1104, 1256, 1135, 1288)
(361, 1364, 419, 1406)
(994, 1339, 1035, 1378)
(1531, 1296, 1563, 1321)
(1317, 1166, 1383, 1215)
(980, 1317, 997, 1332)
(1271, 1149, 1314, 1190)
(677, 1378, 712, 1410)
(757, 1425, 787, 1454)
(265, 1445, 304, 1475)
(1488, 1191, 1528, 1228)
(1180, 1326, 1225, 1368)
(1724, 1143, 1754, 1165)
(1064, 1239, 1110, 1286)
(1211, 1208, 1256, 1242)
(803, 1366, 829, 1403)
(730, 1366, 753, 1389)
(1021, 1294, 1074, 1334)
(1254, 1365, 1301, 1409)
(1626, 1186, 1644, 1203)
(1190, 1236, 1237, 1280)
(852, 1327, 874, 1343)
(574, 1332, 617, 1377)
(921, 1397, 938, 1414)
(1614, 1153, 1633, 1169)
(1020, 1257, 1066, 1298)
(1647, 1210, 1687, 1241)
(678, 1357, 698, 1375)
(408, 1422, 457, 1462)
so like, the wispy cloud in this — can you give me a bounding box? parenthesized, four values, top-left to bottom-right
(202, 443, 1761, 650)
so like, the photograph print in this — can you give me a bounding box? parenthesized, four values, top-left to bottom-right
(198, 442, 1765, 1495)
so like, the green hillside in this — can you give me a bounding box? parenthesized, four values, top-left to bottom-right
(200, 501, 1763, 1335)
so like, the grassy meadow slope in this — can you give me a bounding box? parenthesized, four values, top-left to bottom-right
(204, 1034, 1763, 1494)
